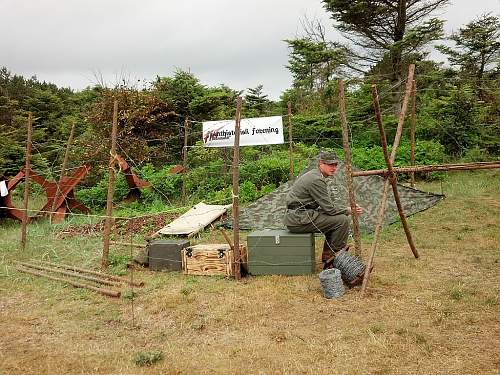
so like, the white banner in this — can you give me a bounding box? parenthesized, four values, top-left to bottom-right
(202, 116, 284, 147)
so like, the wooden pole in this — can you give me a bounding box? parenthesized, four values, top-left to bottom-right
(361, 65, 416, 294)
(17, 261, 123, 287)
(338, 80, 362, 257)
(102, 99, 118, 269)
(361, 179, 390, 295)
(38, 260, 144, 287)
(371, 84, 419, 259)
(16, 267, 121, 297)
(287, 101, 294, 180)
(182, 116, 189, 205)
(20, 112, 33, 251)
(389, 64, 415, 163)
(51, 121, 76, 220)
(129, 234, 136, 327)
(352, 161, 500, 177)
(410, 80, 416, 187)
(232, 97, 242, 280)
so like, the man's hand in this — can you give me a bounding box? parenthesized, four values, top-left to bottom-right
(348, 204, 363, 215)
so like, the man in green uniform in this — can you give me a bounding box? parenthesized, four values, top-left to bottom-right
(284, 151, 362, 269)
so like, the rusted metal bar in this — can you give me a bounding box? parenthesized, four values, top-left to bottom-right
(21, 113, 33, 251)
(410, 80, 416, 187)
(372, 82, 419, 259)
(232, 97, 242, 280)
(39, 260, 144, 287)
(17, 261, 123, 287)
(352, 161, 500, 177)
(287, 101, 294, 180)
(51, 121, 76, 221)
(115, 154, 150, 202)
(182, 116, 189, 204)
(16, 266, 121, 297)
(102, 99, 119, 269)
(339, 80, 362, 257)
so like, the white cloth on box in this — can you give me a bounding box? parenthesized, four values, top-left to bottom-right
(157, 202, 232, 236)
(0, 181, 8, 197)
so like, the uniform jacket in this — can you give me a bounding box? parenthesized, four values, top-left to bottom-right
(284, 167, 348, 226)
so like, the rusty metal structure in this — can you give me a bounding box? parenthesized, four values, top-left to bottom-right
(0, 165, 91, 223)
(115, 154, 150, 202)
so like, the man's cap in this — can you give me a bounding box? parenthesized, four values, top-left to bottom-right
(319, 150, 339, 165)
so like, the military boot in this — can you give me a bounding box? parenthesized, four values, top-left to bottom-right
(321, 242, 335, 270)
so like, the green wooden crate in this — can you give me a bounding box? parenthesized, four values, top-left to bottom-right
(246, 230, 315, 275)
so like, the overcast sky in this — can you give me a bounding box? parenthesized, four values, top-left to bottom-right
(1, 0, 498, 99)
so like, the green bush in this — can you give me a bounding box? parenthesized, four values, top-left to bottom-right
(132, 351, 164, 367)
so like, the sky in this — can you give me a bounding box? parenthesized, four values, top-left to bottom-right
(1, 0, 499, 99)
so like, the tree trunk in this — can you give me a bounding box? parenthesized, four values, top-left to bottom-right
(391, 0, 408, 110)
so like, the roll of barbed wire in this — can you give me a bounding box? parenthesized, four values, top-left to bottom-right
(333, 250, 365, 283)
(319, 268, 345, 299)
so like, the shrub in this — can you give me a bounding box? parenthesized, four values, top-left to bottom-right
(132, 351, 164, 367)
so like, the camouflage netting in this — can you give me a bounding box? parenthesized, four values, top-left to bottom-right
(223, 157, 444, 233)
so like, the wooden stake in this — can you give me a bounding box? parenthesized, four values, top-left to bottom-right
(371, 84, 418, 259)
(338, 80, 362, 257)
(51, 121, 76, 221)
(361, 178, 390, 295)
(17, 261, 123, 287)
(352, 161, 500, 177)
(20, 113, 33, 251)
(129, 234, 135, 327)
(182, 116, 189, 205)
(17, 266, 120, 297)
(38, 260, 144, 287)
(361, 65, 416, 294)
(102, 99, 118, 269)
(410, 80, 416, 187)
(232, 97, 242, 280)
(287, 101, 294, 180)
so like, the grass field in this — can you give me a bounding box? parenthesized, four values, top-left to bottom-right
(1, 171, 499, 374)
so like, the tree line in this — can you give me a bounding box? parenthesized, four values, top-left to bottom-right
(0, 2, 498, 206)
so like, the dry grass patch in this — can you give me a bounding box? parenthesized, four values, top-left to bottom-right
(0, 171, 499, 374)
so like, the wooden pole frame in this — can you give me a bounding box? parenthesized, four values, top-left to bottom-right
(338, 80, 362, 257)
(371, 84, 419, 259)
(102, 99, 119, 269)
(51, 121, 76, 221)
(361, 64, 417, 295)
(232, 97, 242, 280)
(287, 101, 294, 180)
(182, 116, 189, 205)
(410, 80, 416, 187)
(20, 112, 33, 251)
(352, 161, 500, 177)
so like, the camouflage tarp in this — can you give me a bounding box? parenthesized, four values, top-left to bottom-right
(224, 157, 444, 233)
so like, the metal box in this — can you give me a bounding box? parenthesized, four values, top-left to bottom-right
(246, 230, 315, 275)
(148, 239, 190, 271)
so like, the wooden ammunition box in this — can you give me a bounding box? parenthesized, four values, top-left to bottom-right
(148, 239, 190, 271)
(182, 244, 246, 277)
(246, 230, 315, 275)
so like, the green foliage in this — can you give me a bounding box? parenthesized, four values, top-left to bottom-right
(437, 14, 500, 85)
(336, 140, 446, 180)
(322, 0, 447, 80)
(244, 85, 272, 117)
(132, 351, 164, 367)
(108, 252, 132, 276)
(75, 173, 129, 208)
